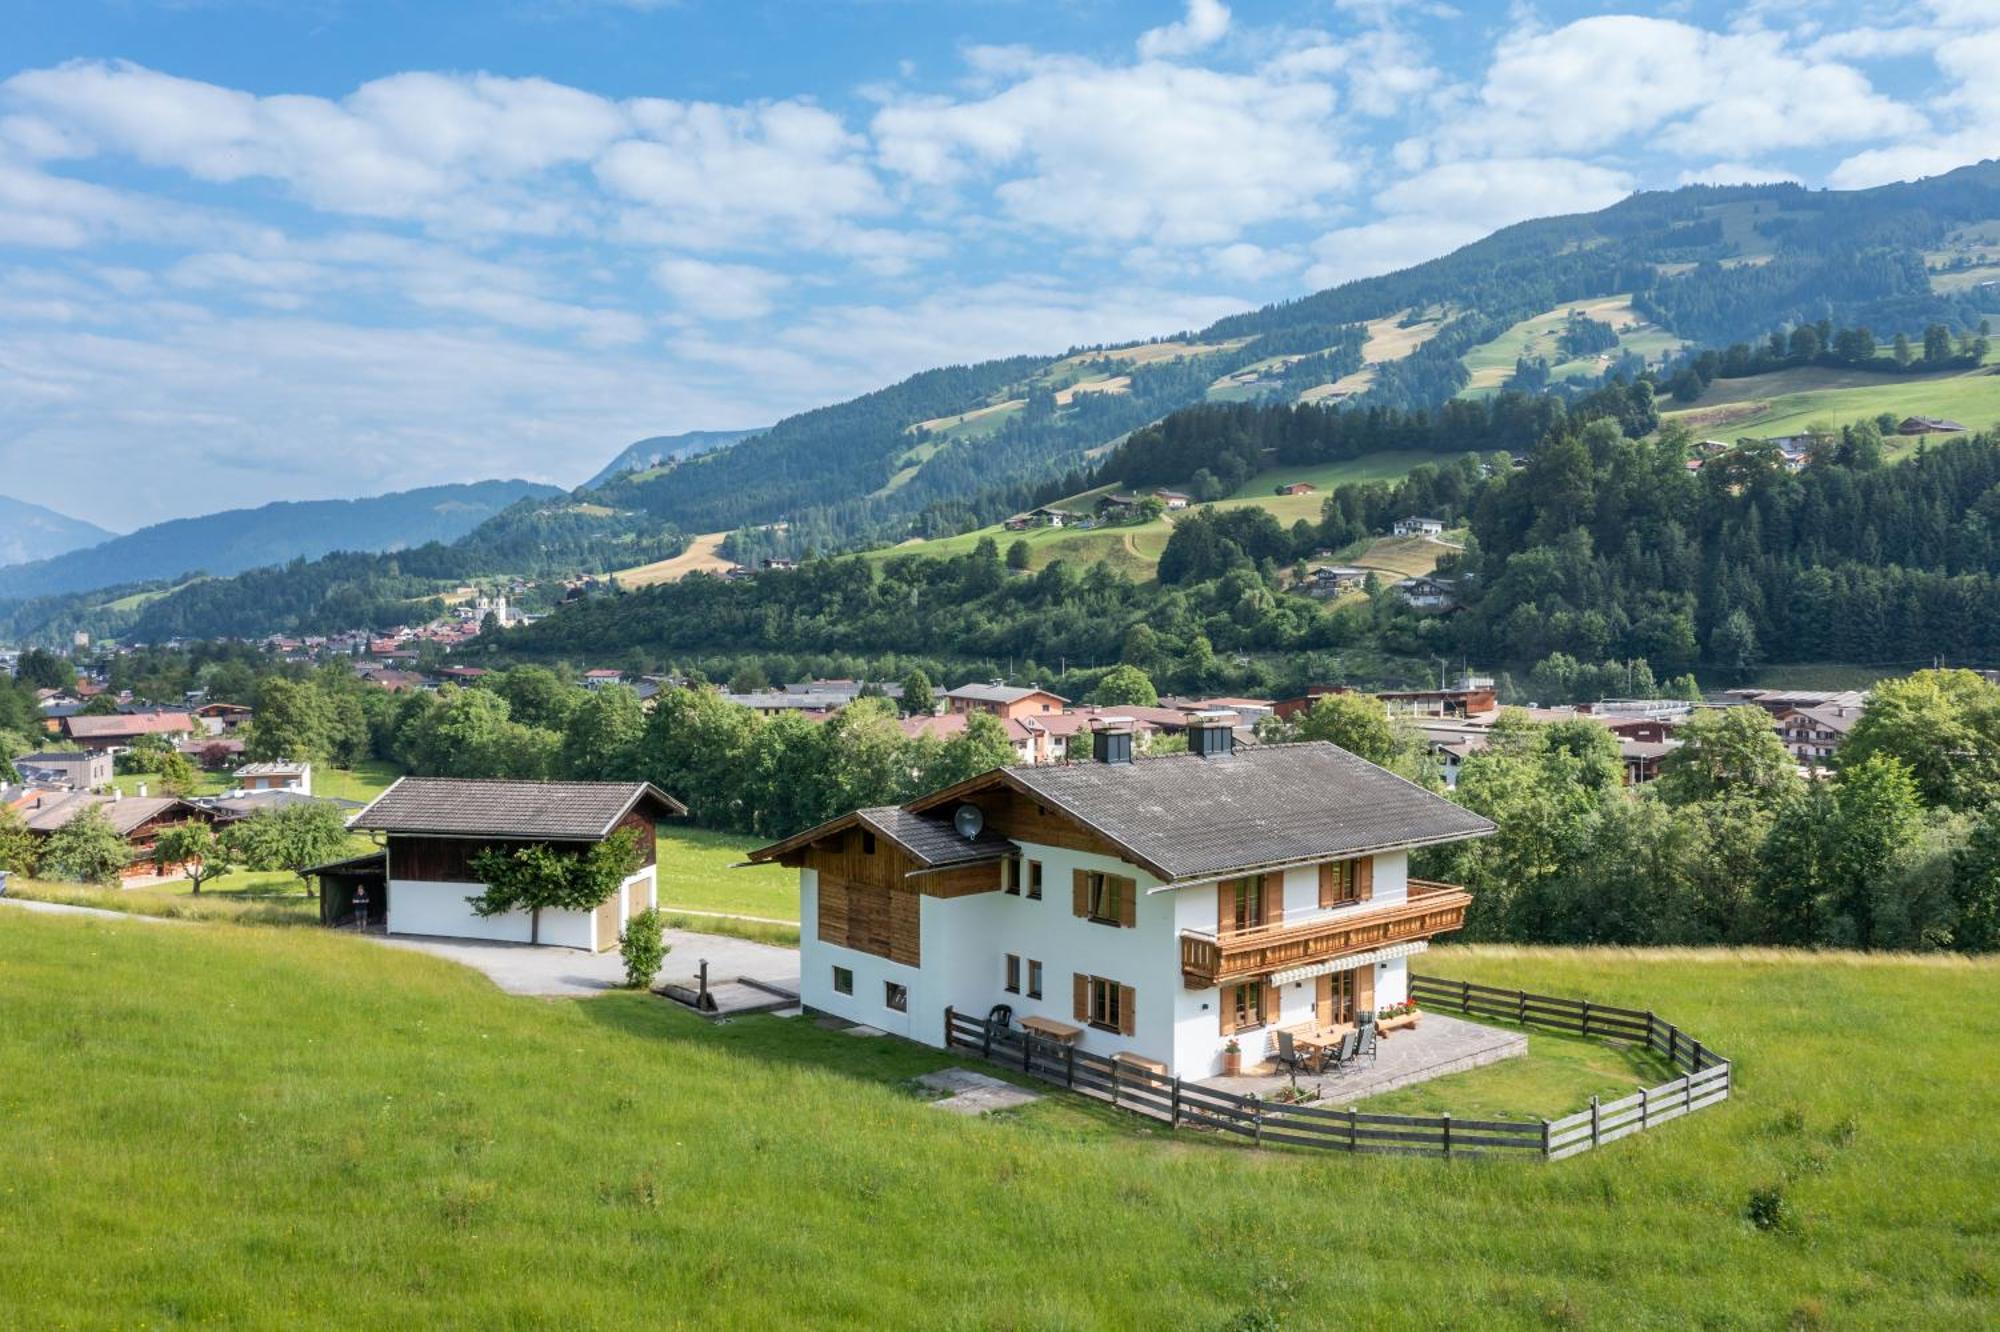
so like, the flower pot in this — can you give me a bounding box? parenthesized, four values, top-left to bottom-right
(1220, 1050, 1242, 1077)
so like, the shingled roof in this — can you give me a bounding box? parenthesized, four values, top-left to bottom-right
(350, 778, 686, 840)
(749, 804, 1017, 870)
(917, 742, 1494, 883)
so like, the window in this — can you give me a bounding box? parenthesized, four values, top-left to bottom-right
(1087, 976, 1124, 1032)
(1223, 876, 1268, 932)
(1320, 859, 1357, 906)
(1224, 980, 1268, 1033)
(860, 830, 877, 855)
(1003, 859, 1020, 896)
(1026, 860, 1043, 900)
(884, 981, 907, 1013)
(1004, 954, 1021, 994)
(832, 966, 853, 996)
(1027, 960, 1043, 1000)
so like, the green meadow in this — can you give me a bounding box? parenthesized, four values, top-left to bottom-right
(0, 915, 1993, 1329)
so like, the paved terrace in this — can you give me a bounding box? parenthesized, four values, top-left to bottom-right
(1199, 1012, 1525, 1102)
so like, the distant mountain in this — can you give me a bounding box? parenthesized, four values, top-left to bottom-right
(0, 479, 564, 601)
(0, 495, 116, 568)
(583, 429, 765, 490)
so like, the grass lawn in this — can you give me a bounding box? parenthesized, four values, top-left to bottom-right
(1461, 295, 1684, 393)
(656, 826, 799, 922)
(102, 759, 403, 803)
(4, 876, 321, 925)
(1358, 1019, 1673, 1121)
(0, 926, 1994, 1328)
(1744, 662, 1914, 692)
(1664, 362, 2000, 444)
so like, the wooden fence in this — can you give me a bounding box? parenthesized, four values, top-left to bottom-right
(940, 972, 1731, 1162)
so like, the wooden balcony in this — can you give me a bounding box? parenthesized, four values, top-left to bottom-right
(1179, 880, 1472, 988)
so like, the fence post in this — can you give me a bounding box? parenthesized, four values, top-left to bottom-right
(1666, 1023, 1679, 1068)
(1110, 1060, 1121, 1108)
(1460, 978, 1471, 1011)
(944, 1005, 954, 1049)
(1540, 1117, 1552, 1160)
(1517, 989, 1527, 1026)
(1683, 1072, 1692, 1115)
(1581, 999, 1592, 1039)
(981, 1015, 993, 1062)
(1170, 1076, 1181, 1129)
(1024, 1032, 1034, 1073)
(1442, 1112, 1452, 1158)
(1589, 1094, 1600, 1150)
(1251, 1094, 1263, 1146)
(1645, 1010, 1657, 1054)
(1639, 1084, 1649, 1131)
(1064, 1043, 1075, 1089)
(1692, 1039, 1705, 1071)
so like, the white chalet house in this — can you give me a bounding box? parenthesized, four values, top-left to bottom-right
(749, 718, 1493, 1078)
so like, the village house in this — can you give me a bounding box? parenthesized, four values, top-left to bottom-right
(9, 749, 112, 790)
(1392, 575, 1458, 611)
(4, 786, 212, 879)
(1277, 481, 1317, 496)
(749, 718, 1492, 1077)
(1392, 516, 1446, 537)
(60, 711, 197, 753)
(945, 681, 1068, 721)
(1776, 703, 1861, 764)
(233, 761, 311, 795)
(1898, 416, 1967, 435)
(1153, 489, 1191, 510)
(345, 778, 687, 951)
(582, 669, 625, 689)
(1302, 564, 1371, 598)
(193, 702, 254, 735)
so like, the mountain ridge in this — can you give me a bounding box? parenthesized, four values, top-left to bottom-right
(0, 479, 565, 602)
(583, 429, 766, 490)
(0, 496, 117, 569)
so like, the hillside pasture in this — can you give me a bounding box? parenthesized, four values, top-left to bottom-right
(1461, 295, 1683, 393)
(0, 919, 1993, 1329)
(1665, 362, 2000, 442)
(614, 531, 735, 587)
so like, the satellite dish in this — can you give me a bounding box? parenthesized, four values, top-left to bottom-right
(953, 803, 985, 841)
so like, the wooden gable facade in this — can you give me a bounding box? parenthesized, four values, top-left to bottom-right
(774, 820, 1009, 969)
(386, 809, 659, 883)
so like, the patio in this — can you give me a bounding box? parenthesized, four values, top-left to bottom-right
(1198, 1012, 1526, 1103)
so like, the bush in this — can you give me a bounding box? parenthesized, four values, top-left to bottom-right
(1747, 1183, 1793, 1232)
(619, 907, 668, 989)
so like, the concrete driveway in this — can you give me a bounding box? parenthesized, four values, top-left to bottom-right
(372, 927, 801, 1000)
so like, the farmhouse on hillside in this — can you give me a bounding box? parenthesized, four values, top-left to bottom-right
(748, 717, 1493, 1078)
(346, 778, 686, 951)
(1392, 516, 1446, 537)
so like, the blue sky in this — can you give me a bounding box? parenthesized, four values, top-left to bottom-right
(0, 0, 1992, 530)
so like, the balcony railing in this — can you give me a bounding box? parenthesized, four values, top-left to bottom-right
(1178, 879, 1472, 988)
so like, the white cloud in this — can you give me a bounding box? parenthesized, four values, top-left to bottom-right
(652, 256, 787, 320)
(1137, 0, 1232, 61)
(873, 57, 1352, 246)
(1447, 17, 1923, 158)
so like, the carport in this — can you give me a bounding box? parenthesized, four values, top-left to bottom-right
(311, 851, 388, 928)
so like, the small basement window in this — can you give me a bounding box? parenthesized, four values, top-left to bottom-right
(885, 981, 908, 1013)
(832, 966, 853, 995)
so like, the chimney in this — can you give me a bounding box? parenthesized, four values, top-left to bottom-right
(1186, 709, 1238, 759)
(1090, 717, 1135, 765)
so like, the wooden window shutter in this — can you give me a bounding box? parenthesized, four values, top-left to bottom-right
(1118, 984, 1136, 1037)
(1314, 974, 1332, 1027)
(1356, 856, 1374, 902)
(1318, 861, 1336, 908)
(1217, 878, 1232, 933)
(1072, 869, 1090, 918)
(1073, 972, 1089, 1022)
(1356, 964, 1376, 1019)
(1117, 876, 1137, 928)
(1218, 984, 1236, 1036)
(1259, 979, 1276, 1027)
(1259, 872, 1277, 925)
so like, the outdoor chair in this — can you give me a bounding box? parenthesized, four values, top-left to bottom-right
(1273, 1030, 1309, 1084)
(1355, 1025, 1378, 1065)
(1330, 1031, 1359, 1072)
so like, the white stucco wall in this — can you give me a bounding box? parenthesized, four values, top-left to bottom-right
(387, 863, 655, 952)
(795, 844, 1425, 1078)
